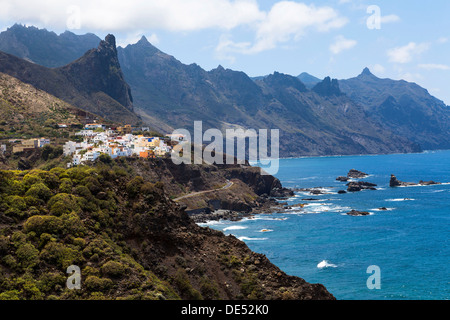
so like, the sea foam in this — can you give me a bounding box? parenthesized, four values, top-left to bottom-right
(317, 260, 337, 269)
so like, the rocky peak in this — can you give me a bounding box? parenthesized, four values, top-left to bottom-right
(358, 67, 378, 79)
(61, 34, 134, 111)
(312, 76, 342, 96)
(263, 72, 308, 93)
(98, 34, 117, 55)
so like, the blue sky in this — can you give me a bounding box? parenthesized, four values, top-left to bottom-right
(1, 0, 450, 104)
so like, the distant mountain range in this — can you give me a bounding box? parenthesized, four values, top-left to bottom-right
(1, 24, 449, 157)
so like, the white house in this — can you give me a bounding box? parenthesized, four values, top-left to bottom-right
(85, 123, 106, 130)
(38, 138, 50, 148)
(75, 130, 96, 137)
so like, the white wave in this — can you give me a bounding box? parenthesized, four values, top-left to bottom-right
(250, 216, 288, 221)
(317, 260, 337, 269)
(303, 203, 351, 214)
(386, 198, 416, 202)
(238, 236, 268, 241)
(197, 220, 227, 227)
(259, 229, 274, 233)
(223, 226, 248, 231)
(426, 189, 445, 193)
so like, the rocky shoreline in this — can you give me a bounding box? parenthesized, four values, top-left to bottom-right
(189, 168, 446, 224)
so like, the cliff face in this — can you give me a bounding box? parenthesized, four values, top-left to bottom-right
(127, 158, 291, 216)
(60, 34, 134, 113)
(0, 160, 334, 300)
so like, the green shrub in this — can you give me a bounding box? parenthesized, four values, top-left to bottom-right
(48, 193, 81, 216)
(84, 276, 113, 292)
(38, 233, 55, 249)
(173, 268, 203, 300)
(16, 243, 39, 269)
(3, 254, 17, 269)
(37, 171, 60, 189)
(101, 260, 127, 279)
(22, 172, 44, 188)
(0, 290, 20, 300)
(60, 212, 86, 237)
(25, 183, 52, 202)
(0, 236, 10, 255)
(98, 153, 112, 164)
(74, 185, 93, 200)
(58, 178, 73, 194)
(72, 238, 86, 248)
(39, 242, 83, 270)
(37, 272, 66, 294)
(126, 176, 144, 198)
(24, 215, 64, 235)
(200, 277, 220, 300)
(4, 195, 27, 219)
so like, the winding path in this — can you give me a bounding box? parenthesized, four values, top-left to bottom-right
(173, 180, 234, 202)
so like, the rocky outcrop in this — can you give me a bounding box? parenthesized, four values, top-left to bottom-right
(347, 210, 371, 216)
(347, 169, 369, 179)
(418, 180, 441, 186)
(347, 181, 377, 192)
(390, 174, 441, 187)
(312, 76, 342, 97)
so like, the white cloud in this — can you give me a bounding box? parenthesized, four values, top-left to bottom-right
(216, 1, 348, 57)
(0, 0, 265, 32)
(372, 64, 385, 74)
(387, 42, 429, 64)
(329, 35, 356, 54)
(418, 63, 450, 71)
(437, 37, 448, 44)
(0, 0, 349, 58)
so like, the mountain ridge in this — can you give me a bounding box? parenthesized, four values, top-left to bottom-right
(1, 25, 448, 156)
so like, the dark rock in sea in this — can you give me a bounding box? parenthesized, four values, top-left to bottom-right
(390, 174, 441, 187)
(378, 207, 388, 211)
(347, 169, 369, 179)
(390, 174, 416, 187)
(418, 180, 441, 186)
(346, 181, 377, 192)
(336, 176, 349, 182)
(338, 190, 347, 194)
(302, 198, 321, 201)
(347, 210, 371, 216)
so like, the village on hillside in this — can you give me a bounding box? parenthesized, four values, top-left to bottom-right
(1, 121, 187, 169)
(63, 123, 183, 167)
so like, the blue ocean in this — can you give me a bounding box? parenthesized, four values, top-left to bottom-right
(201, 150, 450, 300)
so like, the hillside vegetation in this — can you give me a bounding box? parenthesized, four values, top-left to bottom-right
(0, 159, 334, 300)
(0, 72, 89, 140)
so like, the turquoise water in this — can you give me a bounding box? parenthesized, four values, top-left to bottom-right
(201, 150, 450, 300)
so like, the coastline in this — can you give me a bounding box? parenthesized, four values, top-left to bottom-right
(252, 149, 449, 162)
